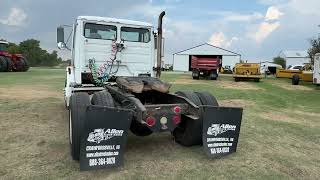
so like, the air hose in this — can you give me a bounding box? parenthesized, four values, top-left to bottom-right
(89, 39, 122, 86)
(89, 58, 108, 86)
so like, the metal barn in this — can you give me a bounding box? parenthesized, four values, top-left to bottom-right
(173, 43, 241, 72)
(279, 50, 311, 68)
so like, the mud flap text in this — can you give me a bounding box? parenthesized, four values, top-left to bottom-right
(202, 106, 243, 157)
(80, 106, 132, 171)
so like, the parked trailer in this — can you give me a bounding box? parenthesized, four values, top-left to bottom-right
(191, 56, 220, 80)
(276, 68, 313, 85)
(57, 12, 243, 171)
(233, 63, 262, 82)
(0, 40, 29, 72)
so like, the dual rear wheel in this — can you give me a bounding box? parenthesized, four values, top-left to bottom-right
(0, 56, 8, 72)
(68, 90, 218, 160)
(69, 90, 114, 160)
(0, 56, 29, 72)
(173, 91, 218, 146)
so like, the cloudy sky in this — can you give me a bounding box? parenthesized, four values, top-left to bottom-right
(0, 0, 319, 62)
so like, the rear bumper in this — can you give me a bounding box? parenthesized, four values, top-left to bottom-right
(233, 74, 262, 79)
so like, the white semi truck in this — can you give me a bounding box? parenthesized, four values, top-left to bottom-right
(57, 11, 243, 170)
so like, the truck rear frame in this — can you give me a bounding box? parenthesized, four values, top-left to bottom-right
(58, 11, 243, 171)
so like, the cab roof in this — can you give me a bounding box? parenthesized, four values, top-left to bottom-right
(0, 40, 9, 45)
(77, 16, 153, 27)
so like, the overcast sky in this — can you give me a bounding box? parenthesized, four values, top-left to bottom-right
(1, 0, 320, 63)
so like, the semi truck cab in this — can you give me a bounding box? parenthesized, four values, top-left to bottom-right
(58, 16, 159, 107)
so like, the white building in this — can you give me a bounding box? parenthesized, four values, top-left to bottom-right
(260, 61, 282, 74)
(173, 43, 241, 72)
(279, 50, 311, 68)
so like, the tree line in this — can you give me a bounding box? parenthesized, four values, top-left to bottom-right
(3, 39, 62, 67)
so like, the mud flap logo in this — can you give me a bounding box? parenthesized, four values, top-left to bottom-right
(207, 124, 236, 136)
(87, 128, 124, 144)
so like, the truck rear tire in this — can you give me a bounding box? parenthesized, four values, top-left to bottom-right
(69, 92, 90, 160)
(173, 91, 203, 146)
(14, 58, 25, 72)
(5, 57, 13, 72)
(192, 70, 199, 80)
(195, 92, 219, 106)
(91, 90, 115, 107)
(210, 70, 218, 80)
(0, 56, 8, 72)
(21, 58, 29, 72)
(292, 75, 299, 85)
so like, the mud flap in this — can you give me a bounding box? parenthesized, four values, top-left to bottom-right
(79, 105, 133, 171)
(202, 106, 243, 158)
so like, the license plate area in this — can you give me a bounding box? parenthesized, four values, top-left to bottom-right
(143, 104, 187, 132)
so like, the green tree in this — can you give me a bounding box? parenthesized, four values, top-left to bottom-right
(18, 39, 62, 66)
(308, 37, 320, 64)
(273, 56, 286, 68)
(7, 43, 21, 54)
(19, 39, 43, 66)
(41, 50, 61, 66)
(3, 38, 63, 67)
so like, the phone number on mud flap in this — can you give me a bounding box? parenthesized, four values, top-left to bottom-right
(89, 157, 116, 167)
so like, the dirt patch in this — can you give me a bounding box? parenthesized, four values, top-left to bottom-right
(0, 85, 61, 100)
(281, 109, 320, 120)
(219, 99, 255, 108)
(170, 75, 209, 85)
(170, 80, 208, 85)
(272, 82, 314, 91)
(259, 111, 318, 127)
(289, 110, 320, 118)
(217, 80, 263, 90)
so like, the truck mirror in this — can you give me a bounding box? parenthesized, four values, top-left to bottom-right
(57, 42, 66, 50)
(57, 27, 64, 43)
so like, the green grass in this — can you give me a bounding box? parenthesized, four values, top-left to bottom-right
(0, 69, 320, 179)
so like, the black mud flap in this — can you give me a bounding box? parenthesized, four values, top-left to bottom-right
(202, 106, 243, 158)
(79, 105, 133, 171)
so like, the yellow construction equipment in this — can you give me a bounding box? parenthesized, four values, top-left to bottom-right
(276, 69, 313, 85)
(233, 63, 262, 82)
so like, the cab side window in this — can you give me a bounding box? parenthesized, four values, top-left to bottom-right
(84, 23, 117, 40)
(120, 27, 150, 43)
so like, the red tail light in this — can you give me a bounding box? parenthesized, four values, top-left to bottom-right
(146, 117, 156, 127)
(172, 115, 181, 125)
(173, 106, 181, 114)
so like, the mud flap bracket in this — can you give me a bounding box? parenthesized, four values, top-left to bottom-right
(79, 105, 133, 171)
(202, 106, 243, 158)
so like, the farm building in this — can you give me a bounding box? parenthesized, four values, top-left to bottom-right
(279, 50, 311, 68)
(173, 43, 241, 72)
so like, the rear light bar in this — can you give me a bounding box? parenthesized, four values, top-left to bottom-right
(173, 106, 181, 114)
(172, 115, 181, 125)
(146, 117, 156, 127)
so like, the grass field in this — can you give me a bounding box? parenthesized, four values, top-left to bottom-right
(0, 68, 320, 179)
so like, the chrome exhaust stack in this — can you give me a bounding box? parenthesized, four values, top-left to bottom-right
(156, 11, 165, 78)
